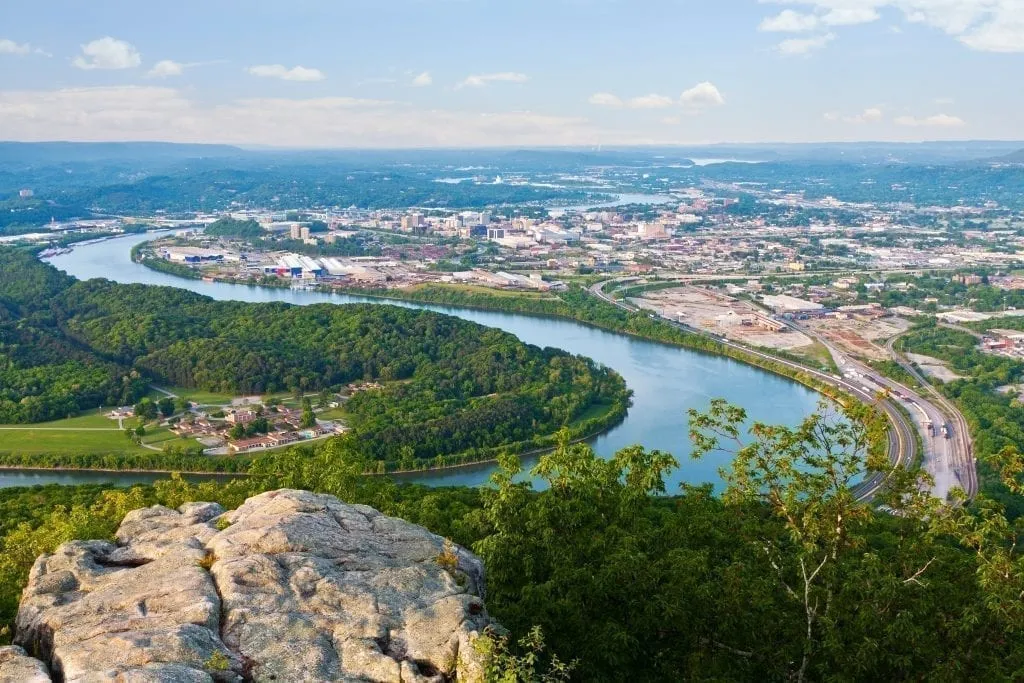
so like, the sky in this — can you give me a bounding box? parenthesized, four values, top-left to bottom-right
(1, 0, 1022, 148)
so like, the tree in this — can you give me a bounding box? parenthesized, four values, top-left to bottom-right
(157, 397, 175, 417)
(687, 399, 936, 682)
(300, 398, 316, 429)
(133, 399, 157, 421)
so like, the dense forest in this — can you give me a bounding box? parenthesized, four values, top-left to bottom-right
(4, 402, 1024, 680)
(347, 282, 844, 394)
(0, 248, 627, 465)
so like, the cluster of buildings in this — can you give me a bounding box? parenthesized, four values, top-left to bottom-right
(170, 402, 345, 454)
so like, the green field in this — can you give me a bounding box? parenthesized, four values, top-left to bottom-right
(153, 387, 240, 405)
(0, 409, 122, 430)
(0, 428, 150, 455)
(317, 406, 348, 420)
(408, 282, 558, 299)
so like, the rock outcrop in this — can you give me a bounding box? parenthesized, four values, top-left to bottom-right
(13, 489, 496, 682)
(0, 646, 50, 683)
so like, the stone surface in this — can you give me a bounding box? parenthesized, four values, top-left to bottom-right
(14, 489, 496, 682)
(0, 646, 50, 683)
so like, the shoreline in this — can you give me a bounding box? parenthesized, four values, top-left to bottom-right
(0, 410, 626, 481)
(33, 241, 873, 484)
(0, 464, 245, 477)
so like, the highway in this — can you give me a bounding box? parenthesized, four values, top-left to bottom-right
(794, 326, 975, 500)
(884, 334, 977, 498)
(588, 280, 918, 501)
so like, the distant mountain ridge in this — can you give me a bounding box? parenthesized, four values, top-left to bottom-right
(0, 141, 246, 164)
(991, 148, 1024, 163)
(4, 139, 1024, 166)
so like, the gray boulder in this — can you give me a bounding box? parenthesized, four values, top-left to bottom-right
(0, 645, 50, 683)
(15, 489, 496, 682)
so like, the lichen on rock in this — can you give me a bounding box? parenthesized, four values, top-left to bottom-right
(13, 489, 496, 682)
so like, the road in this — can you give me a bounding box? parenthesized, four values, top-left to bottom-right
(588, 280, 917, 501)
(884, 334, 977, 498)
(792, 325, 974, 500)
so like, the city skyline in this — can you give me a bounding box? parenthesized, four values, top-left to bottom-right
(1, 0, 1022, 148)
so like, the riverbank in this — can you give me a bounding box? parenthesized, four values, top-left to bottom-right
(129, 240, 838, 401)
(44, 234, 827, 492)
(325, 282, 849, 401)
(0, 399, 628, 486)
(0, 464, 244, 477)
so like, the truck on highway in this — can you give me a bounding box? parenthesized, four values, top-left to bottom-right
(941, 423, 951, 439)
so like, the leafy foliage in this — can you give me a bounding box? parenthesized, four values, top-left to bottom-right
(0, 248, 627, 466)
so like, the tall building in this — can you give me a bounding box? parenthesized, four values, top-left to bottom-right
(400, 213, 425, 232)
(290, 223, 302, 240)
(300, 226, 311, 240)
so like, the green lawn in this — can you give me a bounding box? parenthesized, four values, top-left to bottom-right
(155, 387, 240, 405)
(409, 283, 557, 299)
(567, 402, 616, 429)
(0, 428, 150, 455)
(140, 426, 179, 445)
(0, 409, 122, 430)
(317, 406, 348, 420)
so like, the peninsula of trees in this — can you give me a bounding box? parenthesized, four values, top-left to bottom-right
(0, 247, 628, 467)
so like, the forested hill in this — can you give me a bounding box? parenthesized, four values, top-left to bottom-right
(0, 248, 628, 463)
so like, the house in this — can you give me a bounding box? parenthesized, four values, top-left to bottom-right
(226, 410, 256, 425)
(228, 436, 275, 453)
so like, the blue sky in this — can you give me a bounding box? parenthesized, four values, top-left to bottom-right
(1, 0, 1021, 147)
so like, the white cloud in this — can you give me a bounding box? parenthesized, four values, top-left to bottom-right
(627, 94, 675, 109)
(248, 64, 325, 82)
(589, 91, 691, 110)
(894, 113, 966, 127)
(679, 82, 725, 110)
(777, 33, 835, 55)
(763, 1, 1024, 53)
(0, 86, 621, 148)
(821, 7, 880, 26)
(825, 107, 884, 124)
(759, 10, 820, 32)
(588, 92, 624, 107)
(412, 71, 433, 87)
(593, 83, 723, 113)
(456, 72, 529, 89)
(147, 60, 184, 78)
(72, 37, 141, 70)
(0, 39, 30, 55)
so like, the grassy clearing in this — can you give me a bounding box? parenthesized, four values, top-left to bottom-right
(0, 429, 149, 455)
(140, 427, 179, 446)
(789, 341, 838, 372)
(156, 387, 239, 405)
(0, 409, 120, 430)
(317, 406, 348, 420)
(567, 402, 616, 429)
(407, 283, 557, 299)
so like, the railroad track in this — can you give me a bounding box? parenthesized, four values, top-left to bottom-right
(885, 335, 978, 498)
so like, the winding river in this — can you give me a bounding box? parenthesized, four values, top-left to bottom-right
(0, 233, 821, 491)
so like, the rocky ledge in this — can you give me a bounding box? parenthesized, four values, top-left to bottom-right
(10, 489, 496, 682)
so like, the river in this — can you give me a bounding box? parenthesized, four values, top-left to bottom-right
(3, 233, 821, 491)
